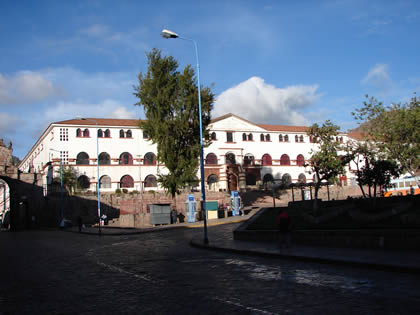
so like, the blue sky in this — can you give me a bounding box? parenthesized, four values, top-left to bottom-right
(1, 0, 419, 159)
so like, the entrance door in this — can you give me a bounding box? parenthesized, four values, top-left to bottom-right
(227, 166, 239, 192)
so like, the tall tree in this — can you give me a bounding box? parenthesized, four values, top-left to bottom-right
(134, 48, 214, 198)
(352, 94, 420, 186)
(307, 120, 347, 211)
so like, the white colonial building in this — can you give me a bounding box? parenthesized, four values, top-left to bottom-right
(18, 113, 361, 194)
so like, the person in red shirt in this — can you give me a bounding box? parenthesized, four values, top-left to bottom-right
(276, 210, 292, 248)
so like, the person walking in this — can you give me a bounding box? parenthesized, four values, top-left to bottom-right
(276, 210, 292, 248)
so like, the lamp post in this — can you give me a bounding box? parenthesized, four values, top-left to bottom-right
(78, 117, 101, 235)
(161, 29, 208, 244)
(49, 149, 64, 227)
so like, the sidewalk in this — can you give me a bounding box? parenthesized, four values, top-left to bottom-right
(69, 211, 420, 274)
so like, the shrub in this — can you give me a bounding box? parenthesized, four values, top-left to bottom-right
(115, 188, 121, 194)
(122, 189, 128, 194)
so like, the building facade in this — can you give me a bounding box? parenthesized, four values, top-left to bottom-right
(18, 113, 360, 194)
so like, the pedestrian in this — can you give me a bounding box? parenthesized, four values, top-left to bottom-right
(276, 210, 292, 248)
(77, 216, 83, 232)
(410, 185, 415, 195)
(171, 208, 177, 224)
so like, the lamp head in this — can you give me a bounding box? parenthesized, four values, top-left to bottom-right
(161, 29, 179, 39)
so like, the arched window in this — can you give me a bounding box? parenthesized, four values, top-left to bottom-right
(284, 135, 289, 142)
(119, 130, 125, 138)
(242, 133, 247, 141)
(144, 175, 157, 187)
(83, 129, 89, 137)
(120, 175, 134, 188)
(144, 152, 156, 165)
(119, 152, 133, 165)
(98, 129, 103, 138)
(211, 132, 216, 140)
(279, 134, 283, 142)
(76, 128, 82, 137)
(263, 173, 274, 189)
(76, 152, 90, 165)
(225, 153, 236, 165)
(104, 129, 110, 137)
(205, 153, 218, 165)
(298, 173, 306, 183)
(246, 173, 256, 185)
(280, 154, 290, 166)
(100, 175, 112, 188)
(244, 153, 254, 165)
(260, 134, 265, 141)
(143, 131, 149, 139)
(77, 175, 90, 190)
(98, 152, 111, 165)
(248, 133, 253, 141)
(296, 154, 305, 166)
(266, 134, 270, 141)
(262, 154, 272, 166)
(299, 135, 304, 142)
(126, 130, 132, 138)
(207, 174, 219, 191)
(295, 135, 299, 142)
(282, 173, 292, 186)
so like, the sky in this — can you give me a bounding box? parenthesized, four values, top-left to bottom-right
(1, 0, 419, 159)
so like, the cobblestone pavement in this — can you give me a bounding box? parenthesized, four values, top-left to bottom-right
(1, 224, 420, 314)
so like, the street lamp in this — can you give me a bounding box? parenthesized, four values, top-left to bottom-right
(78, 117, 101, 235)
(161, 29, 209, 244)
(49, 149, 64, 227)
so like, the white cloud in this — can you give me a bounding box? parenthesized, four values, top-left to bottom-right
(0, 112, 21, 134)
(362, 64, 392, 86)
(0, 71, 60, 105)
(213, 77, 320, 125)
(80, 24, 109, 37)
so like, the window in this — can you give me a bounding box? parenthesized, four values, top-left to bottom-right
(126, 130, 132, 138)
(144, 175, 157, 187)
(76, 128, 82, 137)
(119, 130, 125, 138)
(284, 135, 289, 142)
(279, 134, 283, 142)
(280, 154, 290, 166)
(299, 135, 304, 142)
(211, 132, 216, 140)
(244, 153, 254, 165)
(98, 129, 103, 138)
(100, 175, 112, 189)
(77, 175, 90, 190)
(263, 174, 274, 189)
(143, 131, 149, 139)
(76, 152, 89, 165)
(282, 173, 292, 186)
(83, 129, 90, 137)
(242, 133, 247, 141)
(295, 135, 299, 142)
(119, 152, 133, 165)
(266, 134, 270, 141)
(59, 128, 68, 141)
(104, 129, 111, 137)
(98, 152, 111, 165)
(298, 173, 306, 183)
(296, 154, 305, 166)
(225, 153, 236, 165)
(205, 153, 218, 165)
(260, 134, 265, 142)
(207, 174, 219, 191)
(262, 154, 272, 166)
(60, 151, 68, 164)
(226, 132, 233, 142)
(248, 133, 253, 141)
(144, 152, 156, 165)
(120, 175, 134, 188)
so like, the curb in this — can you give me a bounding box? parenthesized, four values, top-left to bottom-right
(189, 238, 420, 274)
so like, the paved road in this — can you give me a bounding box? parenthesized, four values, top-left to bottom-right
(1, 224, 419, 314)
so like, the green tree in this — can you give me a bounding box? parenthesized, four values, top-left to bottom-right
(134, 48, 214, 198)
(307, 120, 347, 211)
(352, 94, 420, 186)
(54, 166, 78, 195)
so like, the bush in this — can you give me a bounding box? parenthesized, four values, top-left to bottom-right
(115, 188, 121, 194)
(122, 189, 128, 194)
